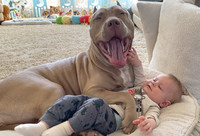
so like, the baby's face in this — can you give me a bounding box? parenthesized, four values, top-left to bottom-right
(142, 74, 177, 106)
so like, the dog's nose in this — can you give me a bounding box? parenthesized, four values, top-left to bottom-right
(107, 18, 121, 28)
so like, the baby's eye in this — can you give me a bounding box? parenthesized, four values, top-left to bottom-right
(153, 78, 157, 82)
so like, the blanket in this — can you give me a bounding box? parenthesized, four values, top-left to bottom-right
(1, 19, 52, 25)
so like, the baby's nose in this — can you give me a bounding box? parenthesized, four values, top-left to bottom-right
(150, 80, 157, 86)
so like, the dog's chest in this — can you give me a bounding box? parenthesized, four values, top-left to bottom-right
(119, 65, 134, 89)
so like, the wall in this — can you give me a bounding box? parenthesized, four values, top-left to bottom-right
(2, 0, 133, 18)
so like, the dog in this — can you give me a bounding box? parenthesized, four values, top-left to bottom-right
(0, 3, 137, 134)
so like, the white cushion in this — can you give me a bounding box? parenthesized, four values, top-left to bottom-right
(137, 2, 162, 62)
(137, 0, 195, 62)
(132, 14, 143, 30)
(131, 2, 140, 17)
(149, 0, 200, 104)
(0, 4, 3, 13)
(0, 13, 3, 21)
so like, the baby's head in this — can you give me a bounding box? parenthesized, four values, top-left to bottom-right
(142, 74, 185, 108)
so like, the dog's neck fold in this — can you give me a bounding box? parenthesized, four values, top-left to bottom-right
(88, 42, 121, 74)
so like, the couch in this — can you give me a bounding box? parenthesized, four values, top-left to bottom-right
(131, 0, 199, 30)
(131, 1, 143, 30)
(139, 0, 200, 135)
(1, 0, 200, 135)
(131, 0, 163, 30)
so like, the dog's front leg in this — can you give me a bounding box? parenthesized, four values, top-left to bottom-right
(85, 90, 137, 134)
(121, 102, 138, 134)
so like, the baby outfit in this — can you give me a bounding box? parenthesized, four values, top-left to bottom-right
(40, 95, 117, 136)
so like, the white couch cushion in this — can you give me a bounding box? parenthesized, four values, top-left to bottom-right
(137, 2, 162, 62)
(149, 0, 200, 103)
(0, 13, 3, 21)
(0, 4, 3, 13)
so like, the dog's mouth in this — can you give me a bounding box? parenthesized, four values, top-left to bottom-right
(98, 37, 131, 68)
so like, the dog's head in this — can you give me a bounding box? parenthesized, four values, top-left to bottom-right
(89, 4, 134, 68)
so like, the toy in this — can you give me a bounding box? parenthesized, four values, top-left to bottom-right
(88, 9, 92, 15)
(80, 15, 90, 25)
(62, 15, 71, 24)
(47, 6, 61, 19)
(3, 5, 12, 21)
(49, 6, 61, 15)
(81, 9, 87, 16)
(13, 9, 19, 19)
(88, 16, 92, 23)
(71, 15, 80, 24)
(42, 10, 49, 16)
(66, 9, 72, 15)
(47, 14, 58, 19)
(56, 16, 63, 24)
(73, 10, 80, 15)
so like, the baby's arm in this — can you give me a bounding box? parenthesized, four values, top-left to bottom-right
(127, 47, 142, 67)
(128, 47, 145, 85)
(133, 116, 156, 135)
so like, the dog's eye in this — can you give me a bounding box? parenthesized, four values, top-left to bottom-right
(94, 17, 102, 21)
(120, 12, 127, 16)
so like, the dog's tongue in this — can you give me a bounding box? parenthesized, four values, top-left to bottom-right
(108, 38, 126, 68)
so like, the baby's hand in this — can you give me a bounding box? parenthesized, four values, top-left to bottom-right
(133, 116, 156, 135)
(127, 47, 141, 67)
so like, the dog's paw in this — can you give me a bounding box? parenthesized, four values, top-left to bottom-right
(121, 105, 137, 134)
(72, 130, 103, 136)
(121, 119, 137, 134)
(122, 123, 137, 134)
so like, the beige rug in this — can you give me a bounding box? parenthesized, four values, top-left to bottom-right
(0, 24, 147, 79)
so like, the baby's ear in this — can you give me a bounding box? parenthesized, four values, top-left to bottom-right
(182, 85, 189, 95)
(159, 100, 171, 108)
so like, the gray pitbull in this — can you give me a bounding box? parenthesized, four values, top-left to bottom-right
(0, 3, 137, 134)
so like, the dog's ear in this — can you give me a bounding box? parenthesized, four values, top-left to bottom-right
(93, 6, 97, 14)
(116, 1, 121, 7)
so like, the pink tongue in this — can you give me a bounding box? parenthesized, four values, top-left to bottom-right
(109, 38, 125, 67)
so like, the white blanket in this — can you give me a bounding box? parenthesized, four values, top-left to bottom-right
(1, 19, 52, 25)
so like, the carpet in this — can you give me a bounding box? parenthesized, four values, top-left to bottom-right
(0, 24, 147, 79)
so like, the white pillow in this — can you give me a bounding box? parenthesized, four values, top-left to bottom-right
(137, 2, 162, 62)
(149, 0, 200, 103)
(0, 4, 3, 13)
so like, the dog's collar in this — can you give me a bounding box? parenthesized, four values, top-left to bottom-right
(128, 87, 145, 117)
